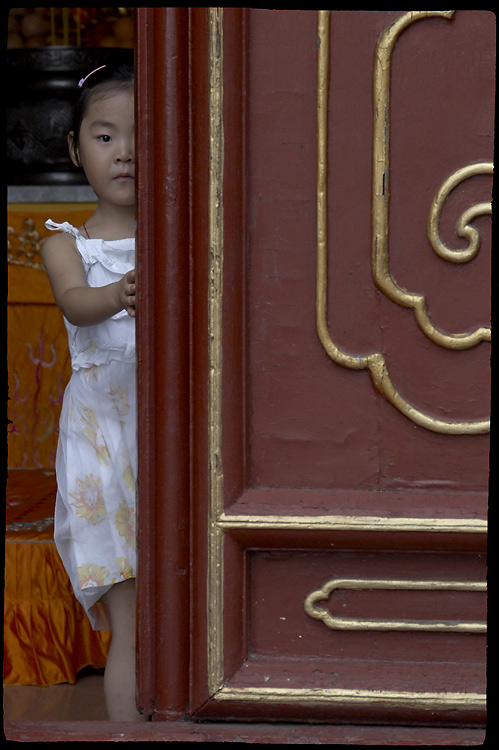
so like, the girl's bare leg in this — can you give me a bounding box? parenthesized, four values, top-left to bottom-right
(103, 579, 147, 721)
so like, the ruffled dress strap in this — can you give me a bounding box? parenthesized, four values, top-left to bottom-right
(45, 219, 82, 238)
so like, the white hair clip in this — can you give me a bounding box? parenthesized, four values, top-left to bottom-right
(78, 65, 107, 88)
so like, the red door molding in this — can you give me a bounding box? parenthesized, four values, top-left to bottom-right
(135, 6, 191, 721)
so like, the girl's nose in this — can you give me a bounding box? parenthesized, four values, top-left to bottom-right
(116, 141, 134, 162)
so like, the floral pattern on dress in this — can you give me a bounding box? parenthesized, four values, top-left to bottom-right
(69, 474, 107, 524)
(84, 341, 98, 358)
(80, 407, 111, 464)
(78, 562, 111, 589)
(121, 447, 135, 492)
(116, 557, 135, 580)
(108, 384, 130, 424)
(83, 364, 99, 382)
(115, 499, 136, 549)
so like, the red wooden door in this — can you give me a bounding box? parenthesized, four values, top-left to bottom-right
(136, 8, 491, 738)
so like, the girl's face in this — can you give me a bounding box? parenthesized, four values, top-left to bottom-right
(69, 88, 135, 206)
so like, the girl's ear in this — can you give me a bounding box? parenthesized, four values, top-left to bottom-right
(68, 131, 81, 168)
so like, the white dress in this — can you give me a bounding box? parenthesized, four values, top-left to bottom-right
(45, 220, 136, 630)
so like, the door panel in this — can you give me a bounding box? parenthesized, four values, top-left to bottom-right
(189, 8, 490, 726)
(135, 7, 490, 729)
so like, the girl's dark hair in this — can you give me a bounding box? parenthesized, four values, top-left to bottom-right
(70, 63, 134, 163)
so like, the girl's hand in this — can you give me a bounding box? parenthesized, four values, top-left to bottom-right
(120, 268, 136, 317)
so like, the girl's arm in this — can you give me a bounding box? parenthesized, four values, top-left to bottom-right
(42, 232, 135, 326)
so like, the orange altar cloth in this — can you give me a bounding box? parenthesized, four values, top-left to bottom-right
(4, 469, 111, 686)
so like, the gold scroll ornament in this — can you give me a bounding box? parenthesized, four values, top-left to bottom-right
(317, 10, 491, 434)
(304, 577, 486, 634)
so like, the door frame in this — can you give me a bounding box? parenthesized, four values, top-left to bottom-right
(135, 5, 191, 721)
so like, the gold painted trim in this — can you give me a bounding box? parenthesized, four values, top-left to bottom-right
(373, 12, 491, 349)
(207, 6, 225, 696)
(317, 10, 490, 434)
(427, 162, 493, 268)
(215, 686, 485, 711)
(217, 513, 486, 534)
(304, 577, 486, 633)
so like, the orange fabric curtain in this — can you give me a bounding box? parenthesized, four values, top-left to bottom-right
(4, 471, 111, 686)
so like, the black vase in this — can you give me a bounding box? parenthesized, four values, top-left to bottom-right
(7, 46, 134, 186)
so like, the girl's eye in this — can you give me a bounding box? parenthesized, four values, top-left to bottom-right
(99, 135, 112, 143)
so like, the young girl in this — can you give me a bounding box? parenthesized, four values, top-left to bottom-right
(42, 64, 146, 722)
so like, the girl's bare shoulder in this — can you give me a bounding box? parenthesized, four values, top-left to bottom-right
(42, 228, 79, 258)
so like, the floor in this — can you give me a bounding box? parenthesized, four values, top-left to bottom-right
(3, 668, 107, 722)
